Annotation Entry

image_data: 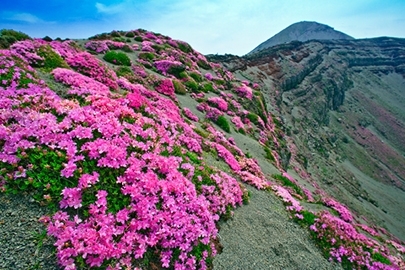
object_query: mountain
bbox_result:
[249,21,354,54]
[209,36,405,244]
[1,28,405,269]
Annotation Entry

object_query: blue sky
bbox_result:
[1,0,404,55]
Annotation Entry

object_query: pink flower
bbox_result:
[60,187,82,209]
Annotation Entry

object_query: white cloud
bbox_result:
[4,12,43,23]
[95,2,126,15]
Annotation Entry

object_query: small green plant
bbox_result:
[201,82,214,93]
[115,66,133,77]
[36,45,69,71]
[103,51,131,66]
[215,115,231,133]
[138,52,155,61]
[272,174,304,197]
[184,80,199,92]
[246,112,259,125]
[125,31,135,37]
[134,36,143,42]
[197,60,211,70]
[173,79,186,95]
[263,146,275,162]
[177,42,192,53]
[189,72,203,82]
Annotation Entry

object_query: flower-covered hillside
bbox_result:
[0,29,404,269]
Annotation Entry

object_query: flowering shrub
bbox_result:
[66,52,119,90]
[155,78,175,96]
[235,84,253,99]
[154,59,184,76]
[0,49,41,88]
[207,97,228,111]
[322,197,354,223]
[183,108,199,122]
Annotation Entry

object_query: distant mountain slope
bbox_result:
[249,21,354,54]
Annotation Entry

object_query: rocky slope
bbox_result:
[249,21,354,54]
[209,36,405,244]
[0,28,404,270]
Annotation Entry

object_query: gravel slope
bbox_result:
[213,185,342,270]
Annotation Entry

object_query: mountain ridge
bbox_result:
[249,21,354,54]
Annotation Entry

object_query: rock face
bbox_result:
[249,21,354,54]
[208,36,405,242]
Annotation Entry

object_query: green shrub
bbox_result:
[189,72,203,82]
[36,45,69,71]
[125,32,135,37]
[134,36,143,42]
[215,115,230,133]
[42,36,53,42]
[115,66,133,77]
[121,44,133,52]
[173,80,186,95]
[0,29,31,48]
[103,51,131,66]
[177,42,192,53]
[113,37,126,43]
[184,80,199,92]
[197,60,211,70]
[138,52,155,61]
[246,112,259,125]
[201,82,214,93]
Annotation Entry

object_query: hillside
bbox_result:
[249,21,354,54]
[0,29,404,270]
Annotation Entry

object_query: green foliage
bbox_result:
[263,146,275,162]
[3,147,70,210]
[103,51,131,66]
[237,127,246,135]
[193,127,209,138]
[215,115,231,133]
[189,72,203,82]
[138,52,155,61]
[201,82,214,93]
[177,42,193,53]
[0,29,31,48]
[272,174,304,197]
[295,210,317,227]
[42,36,53,42]
[121,44,133,52]
[184,80,199,92]
[197,60,211,70]
[242,187,250,205]
[167,65,186,79]
[36,45,69,71]
[186,151,201,165]
[371,252,391,265]
[134,36,143,42]
[125,31,135,37]
[246,112,259,125]
[173,79,186,95]
[115,66,133,77]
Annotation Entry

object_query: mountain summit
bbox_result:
[249,21,354,54]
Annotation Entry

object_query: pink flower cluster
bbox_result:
[322,197,354,223]
[272,185,303,212]
[202,172,243,215]
[155,78,175,96]
[235,84,253,99]
[154,59,183,75]
[231,116,245,130]
[66,52,119,90]
[85,40,126,53]
[310,211,400,268]
[212,143,241,171]
[52,68,110,96]
[207,97,228,111]
[183,108,199,122]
